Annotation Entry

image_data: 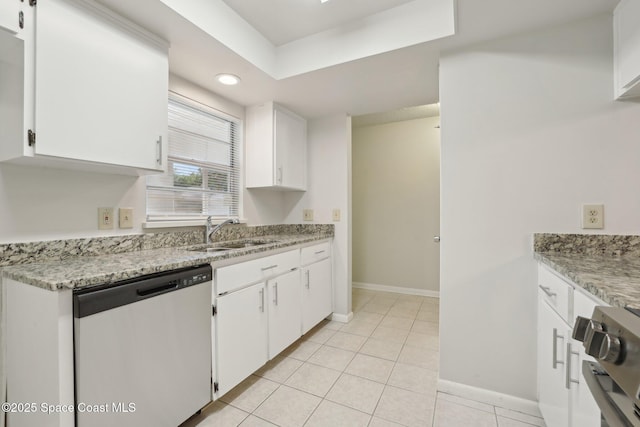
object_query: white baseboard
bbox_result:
[437,379,542,418]
[353,282,439,298]
[329,312,353,323]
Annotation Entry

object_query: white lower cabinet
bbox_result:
[538,294,570,427]
[213,243,333,398]
[301,256,332,335]
[537,264,603,427]
[215,282,268,397]
[568,290,602,427]
[267,269,302,359]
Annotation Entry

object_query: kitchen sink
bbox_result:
[187,239,279,253]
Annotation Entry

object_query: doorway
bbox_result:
[351,105,440,298]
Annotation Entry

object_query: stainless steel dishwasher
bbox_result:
[73,264,212,427]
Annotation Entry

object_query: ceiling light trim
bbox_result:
[216,73,241,85]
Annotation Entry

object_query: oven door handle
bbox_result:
[581,361,634,427]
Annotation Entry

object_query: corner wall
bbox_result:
[439,14,640,401]
[284,114,352,319]
[352,117,440,295]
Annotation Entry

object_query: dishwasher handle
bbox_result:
[137,281,179,297]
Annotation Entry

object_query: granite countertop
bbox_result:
[535,251,640,310]
[1,234,331,291]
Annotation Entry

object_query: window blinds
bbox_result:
[146,94,241,220]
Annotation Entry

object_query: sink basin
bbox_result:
[187,239,279,253]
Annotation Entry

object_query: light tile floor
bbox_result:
[181,289,546,427]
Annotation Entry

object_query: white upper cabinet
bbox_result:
[0,0,20,35]
[0,0,169,174]
[614,0,640,99]
[245,102,307,191]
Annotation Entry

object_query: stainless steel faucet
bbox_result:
[206,217,239,244]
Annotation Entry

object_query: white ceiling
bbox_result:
[222,0,416,46]
[352,104,441,127]
[97,0,618,120]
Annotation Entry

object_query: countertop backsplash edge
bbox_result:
[0,224,335,268]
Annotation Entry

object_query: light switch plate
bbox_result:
[332,208,341,222]
[582,204,604,229]
[98,207,114,230]
[119,208,133,229]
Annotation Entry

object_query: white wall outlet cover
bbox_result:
[303,209,314,221]
[332,208,341,221]
[582,204,604,229]
[98,207,114,230]
[119,207,134,229]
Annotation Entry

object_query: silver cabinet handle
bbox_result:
[314,250,326,255]
[261,264,278,271]
[156,136,163,166]
[540,286,557,298]
[553,328,565,369]
[566,342,580,389]
[259,288,264,312]
[305,270,310,288]
[277,166,283,184]
[273,282,278,306]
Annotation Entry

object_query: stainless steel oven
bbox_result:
[573,306,640,427]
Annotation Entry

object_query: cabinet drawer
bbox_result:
[301,242,330,265]
[573,287,605,320]
[216,250,299,295]
[538,265,572,323]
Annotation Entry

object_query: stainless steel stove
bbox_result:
[573,306,640,427]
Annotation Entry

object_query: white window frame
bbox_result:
[144,92,243,228]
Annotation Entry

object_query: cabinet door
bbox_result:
[0,0,19,34]
[302,258,332,334]
[569,291,601,427]
[267,269,302,359]
[274,107,306,190]
[538,294,569,427]
[615,0,640,97]
[215,283,268,396]
[34,0,168,171]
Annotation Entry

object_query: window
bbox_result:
[146,93,241,221]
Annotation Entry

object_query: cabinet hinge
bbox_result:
[27,129,35,146]
[212,305,217,317]
[213,382,219,393]
[29,0,37,6]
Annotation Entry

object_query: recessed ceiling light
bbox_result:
[320,0,330,3]
[216,73,241,85]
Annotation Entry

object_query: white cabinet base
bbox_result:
[268,269,302,359]
[4,279,74,427]
[215,283,268,397]
[302,257,332,335]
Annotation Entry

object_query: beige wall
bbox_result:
[352,116,440,295]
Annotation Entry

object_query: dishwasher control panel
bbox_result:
[73,264,212,318]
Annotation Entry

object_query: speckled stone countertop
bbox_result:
[534,234,640,309]
[1,233,332,292]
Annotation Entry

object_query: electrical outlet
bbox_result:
[119,207,133,229]
[332,208,341,222]
[303,209,314,221]
[98,207,114,230]
[582,204,604,229]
